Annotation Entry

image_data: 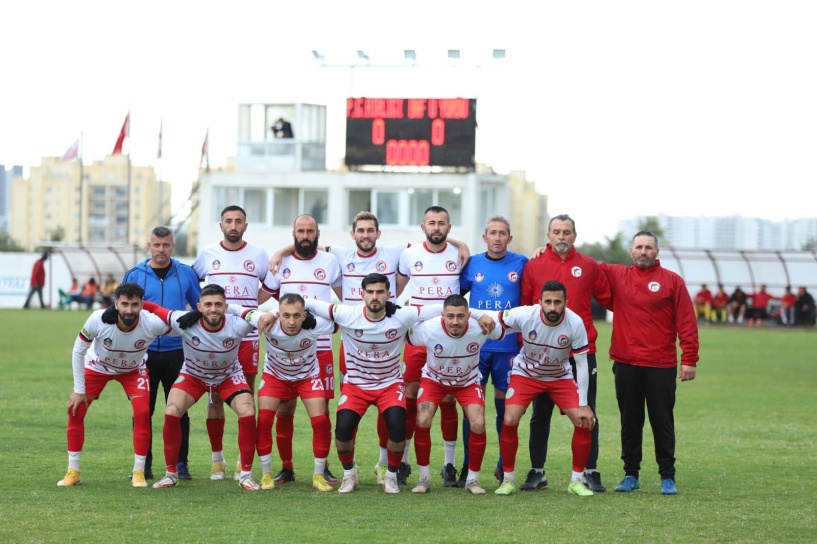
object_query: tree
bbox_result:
[0,231,24,252]
[49,226,65,242]
[802,237,817,251]
[636,216,665,242]
[577,232,630,264]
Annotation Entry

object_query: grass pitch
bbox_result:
[1,309,815,543]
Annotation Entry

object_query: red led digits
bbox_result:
[385,139,430,166]
[430,118,445,146]
[372,118,385,145]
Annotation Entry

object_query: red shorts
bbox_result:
[238,340,260,376]
[258,372,325,401]
[402,343,427,382]
[337,382,405,417]
[172,370,251,404]
[84,367,150,399]
[505,374,579,410]
[338,341,347,376]
[417,378,485,408]
[317,350,335,399]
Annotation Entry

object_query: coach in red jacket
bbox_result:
[600,230,699,496]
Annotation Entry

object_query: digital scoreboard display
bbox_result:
[345,98,476,168]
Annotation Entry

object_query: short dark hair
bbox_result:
[220,205,246,219]
[361,273,390,291]
[149,226,175,240]
[280,293,305,307]
[115,282,145,300]
[632,230,658,246]
[424,206,450,222]
[201,284,226,299]
[541,280,566,298]
[443,294,469,309]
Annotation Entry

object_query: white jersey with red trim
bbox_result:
[409,316,504,387]
[71,310,170,393]
[306,300,438,390]
[193,241,269,342]
[166,311,256,386]
[248,313,336,381]
[398,242,461,306]
[499,306,589,382]
[261,251,341,352]
[328,243,406,304]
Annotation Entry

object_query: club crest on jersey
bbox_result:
[103,337,113,348]
[139,368,147,376]
[467,342,480,353]
[557,334,570,348]
[433,343,444,355]
[446,260,457,272]
[212,260,221,271]
[572,266,583,278]
[244,260,256,273]
[223,338,235,349]
[325,364,333,375]
[134,340,147,350]
[528,330,538,340]
[385,328,398,339]
[338,395,348,406]
[475,272,484,282]
[507,271,519,282]
[649,281,661,292]
[300,339,312,348]
[376,260,387,272]
[191,336,201,346]
[270,338,279,346]
[347,263,356,272]
[413,261,424,272]
[253,340,259,349]
[506,387,515,399]
[282,268,291,279]
[354,329,363,337]
[314,269,326,281]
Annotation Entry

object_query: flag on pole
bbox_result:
[157,119,163,159]
[60,139,80,162]
[112,111,130,155]
[201,129,210,172]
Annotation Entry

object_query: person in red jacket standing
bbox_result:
[23,252,48,309]
[518,214,612,492]
[600,231,699,496]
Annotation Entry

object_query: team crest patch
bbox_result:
[475,272,484,282]
[467,342,479,353]
[507,271,519,282]
[282,268,291,279]
[270,338,278,346]
[354,329,364,337]
[649,281,661,292]
[413,261,424,272]
[212,259,221,271]
[134,340,146,349]
[557,334,570,348]
[314,269,326,281]
[417,386,424,398]
[528,330,538,340]
[325,364,333,375]
[253,340,259,349]
[445,260,457,272]
[434,344,444,355]
[376,260,387,272]
[386,329,398,339]
[506,387,515,399]
[139,368,147,376]
[259,378,265,389]
[174,375,185,384]
[301,339,312,348]
[572,266,583,278]
[338,394,348,406]
[191,336,201,346]
[347,263,356,272]
[244,260,256,273]
[103,337,113,348]
[223,338,235,349]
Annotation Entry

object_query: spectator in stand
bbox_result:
[98,274,119,308]
[778,286,796,326]
[794,287,816,327]
[746,285,776,327]
[727,287,748,324]
[711,285,730,323]
[693,284,713,322]
[67,278,97,309]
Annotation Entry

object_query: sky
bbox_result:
[2,1,816,244]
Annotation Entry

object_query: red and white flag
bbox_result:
[112,111,130,155]
[157,120,163,159]
[60,139,79,162]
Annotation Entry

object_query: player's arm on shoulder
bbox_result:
[268,244,295,274]
[411,303,443,322]
[447,237,471,268]
[304,298,334,320]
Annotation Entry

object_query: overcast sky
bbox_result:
[2,1,815,243]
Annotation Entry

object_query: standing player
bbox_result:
[491,280,597,497]
[396,205,465,486]
[408,295,502,495]
[252,293,338,492]
[258,214,341,485]
[518,214,612,492]
[123,226,200,480]
[193,205,268,480]
[58,283,171,488]
[151,284,273,490]
[457,215,528,486]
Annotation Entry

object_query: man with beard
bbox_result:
[487,280,597,497]
[396,205,463,486]
[58,283,171,488]
[259,214,341,485]
[193,206,269,480]
[600,231,699,495]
